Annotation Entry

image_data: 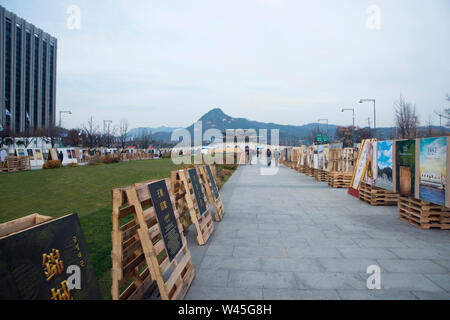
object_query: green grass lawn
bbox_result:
[0,159,182,299]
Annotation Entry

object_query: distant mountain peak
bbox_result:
[200,108,229,121]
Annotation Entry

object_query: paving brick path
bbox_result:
[185,164,450,300]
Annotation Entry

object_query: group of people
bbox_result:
[249,147,280,167]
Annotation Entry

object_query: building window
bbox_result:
[4,19,12,128]
[41,40,47,127]
[49,44,54,127]
[33,35,39,128]
[25,31,31,130]
[15,25,22,133]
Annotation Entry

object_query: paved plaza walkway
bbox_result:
[185,163,450,300]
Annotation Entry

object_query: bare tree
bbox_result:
[61,129,83,147]
[444,93,450,127]
[394,95,419,139]
[421,116,440,138]
[119,118,130,149]
[137,128,152,149]
[83,117,100,148]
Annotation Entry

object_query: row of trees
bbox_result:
[61,117,153,149]
[0,116,170,149]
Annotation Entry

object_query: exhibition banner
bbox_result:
[419,137,447,206]
[376,140,394,191]
[396,140,416,197]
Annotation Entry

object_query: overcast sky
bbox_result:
[3,0,450,130]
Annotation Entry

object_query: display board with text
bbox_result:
[0,213,102,300]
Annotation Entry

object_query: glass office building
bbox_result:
[0,5,57,133]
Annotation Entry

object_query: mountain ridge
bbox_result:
[129,108,449,144]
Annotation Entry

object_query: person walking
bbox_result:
[275,149,280,167]
[58,151,64,164]
[0,149,7,168]
[266,148,272,167]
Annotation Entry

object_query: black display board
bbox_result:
[188,168,208,214]
[148,180,183,262]
[0,214,102,300]
[206,165,220,199]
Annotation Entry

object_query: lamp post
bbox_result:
[341,108,355,132]
[59,110,72,128]
[341,108,355,145]
[359,99,376,138]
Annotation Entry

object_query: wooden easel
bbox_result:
[198,165,225,222]
[0,213,53,239]
[111,179,195,300]
[171,168,214,246]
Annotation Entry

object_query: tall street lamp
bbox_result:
[341,108,355,131]
[342,108,355,146]
[359,99,376,138]
[59,110,72,128]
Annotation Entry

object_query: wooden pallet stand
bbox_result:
[305,166,314,177]
[171,168,215,245]
[314,169,328,182]
[359,182,399,206]
[398,196,450,230]
[6,156,19,173]
[298,164,306,174]
[18,156,31,171]
[0,213,53,239]
[111,179,195,300]
[198,165,225,222]
[328,171,352,188]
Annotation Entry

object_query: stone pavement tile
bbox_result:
[389,248,450,260]
[286,247,342,259]
[186,287,263,300]
[191,269,230,288]
[319,258,378,273]
[307,238,359,248]
[377,259,448,274]
[218,222,258,232]
[213,236,260,247]
[204,244,234,257]
[322,230,371,239]
[424,274,450,292]
[258,223,299,232]
[412,291,450,300]
[237,229,281,237]
[354,239,407,248]
[338,248,398,259]
[295,273,367,290]
[234,245,287,258]
[260,257,323,273]
[380,273,445,292]
[338,224,374,232]
[228,270,298,289]
[399,239,450,249]
[337,290,418,300]
[262,289,339,300]
[210,229,238,240]
[434,260,450,272]
[199,256,261,271]
[365,230,420,241]
[258,236,309,248]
